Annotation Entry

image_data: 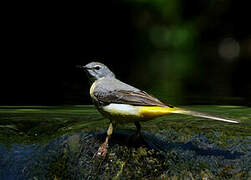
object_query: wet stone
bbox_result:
[0,130,249,179]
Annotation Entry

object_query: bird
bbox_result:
[79,62,239,157]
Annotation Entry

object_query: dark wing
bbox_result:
[93,89,172,107]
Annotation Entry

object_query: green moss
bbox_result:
[46,154,69,179]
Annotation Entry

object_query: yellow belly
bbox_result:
[139,106,179,119]
[101,103,179,123]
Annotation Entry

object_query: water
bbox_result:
[0,105,251,179]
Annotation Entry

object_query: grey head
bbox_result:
[80,62,115,82]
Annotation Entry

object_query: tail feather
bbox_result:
[173,108,239,123]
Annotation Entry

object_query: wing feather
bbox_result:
[94,89,172,107]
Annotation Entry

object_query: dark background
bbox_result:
[1,0,251,106]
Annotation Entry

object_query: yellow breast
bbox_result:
[90,80,99,100]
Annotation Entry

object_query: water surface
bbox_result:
[0,105,251,179]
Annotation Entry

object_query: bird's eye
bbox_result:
[94,65,101,70]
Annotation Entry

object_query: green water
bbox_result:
[0,105,251,179]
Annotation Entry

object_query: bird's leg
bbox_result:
[127,121,144,147]
[134,121,141,136]
[95,122,114,157]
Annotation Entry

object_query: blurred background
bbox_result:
[1,0,251,106]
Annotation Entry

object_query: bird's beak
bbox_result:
[76,65,84,69]
[76,65,91,70]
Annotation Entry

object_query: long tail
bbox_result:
[173,108,239,123]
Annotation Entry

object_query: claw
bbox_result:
[93,123,113,158]
[93,143,108,158]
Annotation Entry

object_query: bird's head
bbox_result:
[78,62,115,82]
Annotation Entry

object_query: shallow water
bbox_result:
[0,105,251,179]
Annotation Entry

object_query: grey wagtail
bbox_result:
[79,62,239,156]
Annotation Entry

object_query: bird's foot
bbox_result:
[93,143,108,158]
